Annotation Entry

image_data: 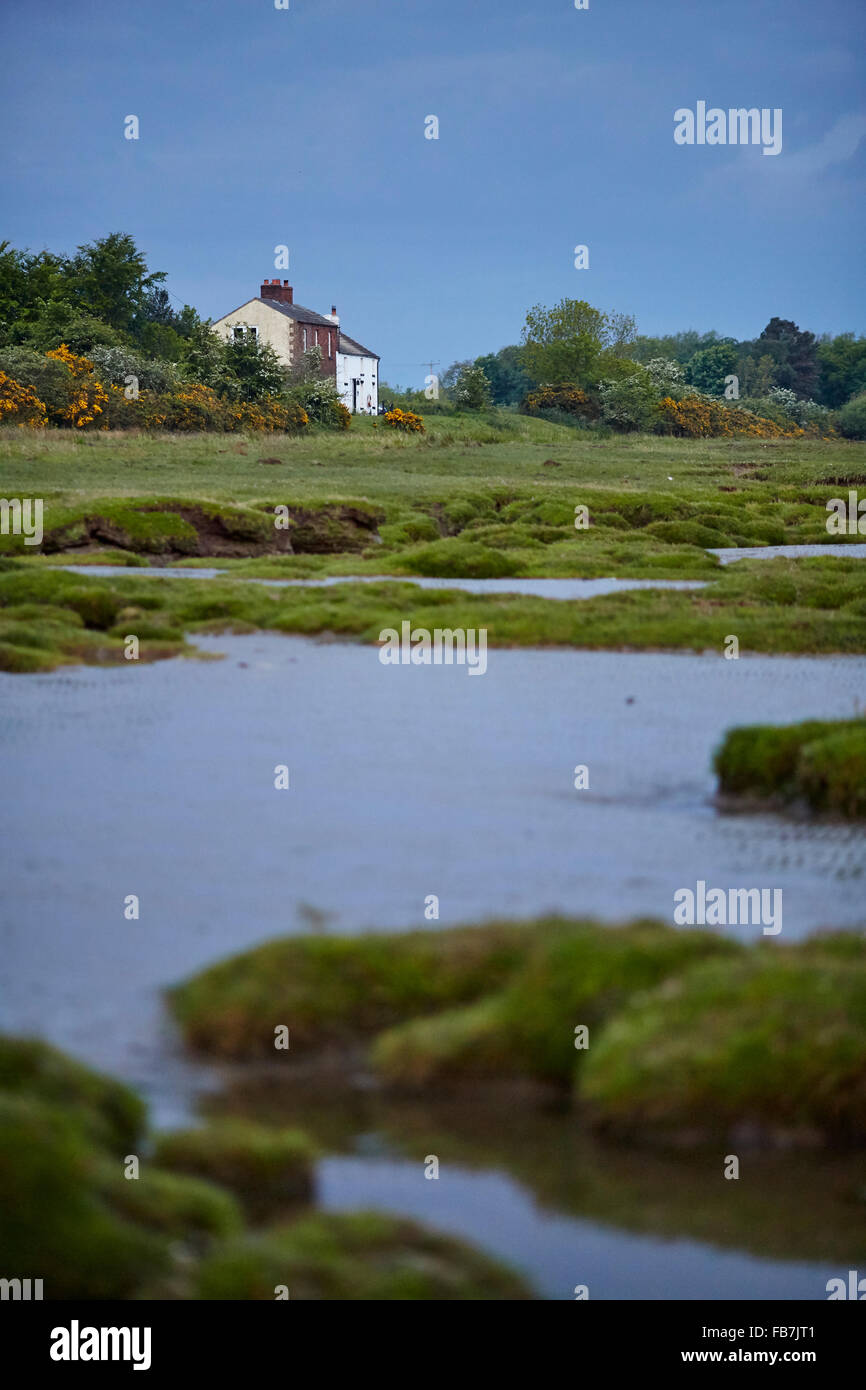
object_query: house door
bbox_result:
[352,379,359,413]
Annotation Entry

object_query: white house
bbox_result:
[336,333,379,416]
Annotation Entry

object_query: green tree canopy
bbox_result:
[453,362,492,410]
[63,233,166,336]
[474,345,535,405]
[817,334,866,408]
[520,299,636,385]
[685,341,738,397]
[753,318,818,399]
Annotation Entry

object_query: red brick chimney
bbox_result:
[260,278,293,305]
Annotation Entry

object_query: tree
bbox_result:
[19,303,126,353]
[139,287,176,328]
[817,334,866,408]
[598,371,657,432]
[520,298,636,385]
[0,241,70,345]
[62,233,166,336]
[474,345,535,405]
[453,363,492,410]
[737,351,778,398]
[754,318,818,399]
[180,321,232,393]
[685,341,738,396]
[440,360,473,395]
[629,330,721,365]
[223,334,286,402]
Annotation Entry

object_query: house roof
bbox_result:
[213,297,337,328]
[337,332,380,360]
[253,297,336,327]
[213,298,378,356]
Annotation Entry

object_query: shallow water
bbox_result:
[711,542,866,564]
[55,564,707,599]
[318,1156,841,1301]
[2,634,865,1297]
[2,634,863,1100]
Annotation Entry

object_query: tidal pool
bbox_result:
[2,634,864,1297]
[55,564,707,599]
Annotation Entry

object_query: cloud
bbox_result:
[776,112,866,178]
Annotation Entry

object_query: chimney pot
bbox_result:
[260,279,293,304]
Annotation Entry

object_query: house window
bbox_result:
[233,325,258,341]
[233,326,244,341]
[248,325,258,340]
[302,327,307,351]
[328,331,332,357]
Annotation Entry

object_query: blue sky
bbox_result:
[2,0,864,387]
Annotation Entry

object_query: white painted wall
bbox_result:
[337,353,378,414]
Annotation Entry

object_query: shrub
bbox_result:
[44,344,109,427]
[286,375,348,428]
[598,372,657,432]
[654,395,797,439]
[136,383,231,431]
[643,357,686,397]
[88,345,179,394]
[520,383,599,420]
[838,392,866,440]
[0,344,107,427]
[234,398,309,433]
[452,363,493,410]
[0,371,46,426]
[384,406,425,433]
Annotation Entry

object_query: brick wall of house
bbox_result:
[260,280,336,379]
[292,318,338,378]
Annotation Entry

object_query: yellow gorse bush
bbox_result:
[100,385,311,434]
[384,407,425,433]
[0,371,48,427]
[522,384,600,419]
[655,395,802,439]
[45,344,108,428]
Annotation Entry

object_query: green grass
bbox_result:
[3,415,864,506]
[1,552,864,672]
[94,1162,242,1240]
[2,424,865,579]
[169,917,866,1145]
[0,1033,145,1152]
[152,1121,316,1217]
[581,944,866,1144]
[714,718,866,817]
[0,1092,170,1298]
[0,1030,532,1298]
[373,922,740,1089]
[168,921,537,1059]
[192,1210,533,1300]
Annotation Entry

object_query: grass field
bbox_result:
[1,415,865,667]
[2,413,865,506]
